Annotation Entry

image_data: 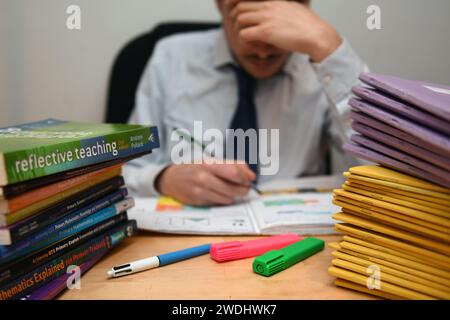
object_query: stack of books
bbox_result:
[328,73,450,300]
[343,72,450,187]
[0,119,159,300]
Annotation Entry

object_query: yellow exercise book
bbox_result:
[329,241,450,284]
[338,206,449,242]
[348,165,450,193]
[344,181,450,209]
[341,184,449,217]
[333,196,450,236]
[328,266,435,300]
[333,213,450,255]
[331,259,450,299]
[334,278,402,300]
[332,197,449,241]
[334,223,450,269]
[342,235,445,269]
[344,173,450,200]
[333,189,450,227]
[332,196,448,241]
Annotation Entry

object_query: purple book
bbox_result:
[349,98,450,157]
[343,142,450,188]
[350,134,450,183]
[359,72,450,122]
[352,85,450,135]
[352,122,450,171]
[22,253,104,300]
[350,111,446,156]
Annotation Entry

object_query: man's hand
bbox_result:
[156,162,256,206]
[229,0,342,62]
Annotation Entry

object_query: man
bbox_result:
[124,0,367,205]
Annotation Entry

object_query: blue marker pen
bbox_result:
[107,244,211,278]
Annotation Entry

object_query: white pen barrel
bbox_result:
[130,256,160,273]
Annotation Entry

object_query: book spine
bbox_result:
[0,213,128,286]
[0,219,137,300]
[2,176,125,243]
[22,220,137,300]
[24,252,104,300]
[0,154,6,188]
[3,125,159,185]
[0,198,134,265]
[1,151,144,199]
[0,187,128,245]
[1,167,122,226]
[1,164,122,214]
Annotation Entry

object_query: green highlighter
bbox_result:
[252,237,325,277]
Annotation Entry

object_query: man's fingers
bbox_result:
[233,11,266,30]
[205,173,251,198]
[233,160,257,181]
[239,24,267,44]
[204,162,255,185]
[223,0,241,14]
[192,187,235,206]
[230,1,264,20]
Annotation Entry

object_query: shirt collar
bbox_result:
[214,29,235,69]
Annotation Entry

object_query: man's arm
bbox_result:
[312,40,369,173]
[124,38,255,204]
[124,45,171,197]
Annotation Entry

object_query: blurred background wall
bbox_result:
[1,0,449,126]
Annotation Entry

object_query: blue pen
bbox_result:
[107,244,211,278]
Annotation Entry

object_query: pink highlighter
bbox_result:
[210,234,302,262]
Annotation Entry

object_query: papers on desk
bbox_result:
[128,192,340,235]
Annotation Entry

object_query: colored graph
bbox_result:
[155,197,209,212]
[263,198,320,207]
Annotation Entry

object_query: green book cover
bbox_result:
[0,119,159,185]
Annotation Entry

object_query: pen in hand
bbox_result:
[175,128,261,196]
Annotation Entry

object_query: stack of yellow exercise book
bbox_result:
[328,165,450,300]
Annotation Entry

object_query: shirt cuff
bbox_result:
[123,161,171,197]
[312,38,366,105]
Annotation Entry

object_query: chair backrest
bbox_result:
[105,22,220,123]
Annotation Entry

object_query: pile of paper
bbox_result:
[329,73,450,299]
[329,165,450,299]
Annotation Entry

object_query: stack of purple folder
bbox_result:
[344,72,450,188]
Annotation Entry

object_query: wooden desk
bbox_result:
[59,233,374,300]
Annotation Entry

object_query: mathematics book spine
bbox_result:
[0,166,122,227]
[0,213,128,286]
[0,186,128,245]
[0,119,159,185]
[23,251,104,300]
[0,198,134,265]
[23,220,136,300]
[0,176,124,245]
[0,219,137,300]
[0,165,124,214]
[0,151,143,199]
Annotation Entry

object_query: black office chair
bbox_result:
[105,22,221,124]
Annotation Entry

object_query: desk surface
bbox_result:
[59,233,374,300]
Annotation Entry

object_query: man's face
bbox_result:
[218,0,292,79]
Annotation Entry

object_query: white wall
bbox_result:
[1,0,450,127]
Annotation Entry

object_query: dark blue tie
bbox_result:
[229,65,259,176]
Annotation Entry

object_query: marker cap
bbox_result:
[253,237,325,277]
